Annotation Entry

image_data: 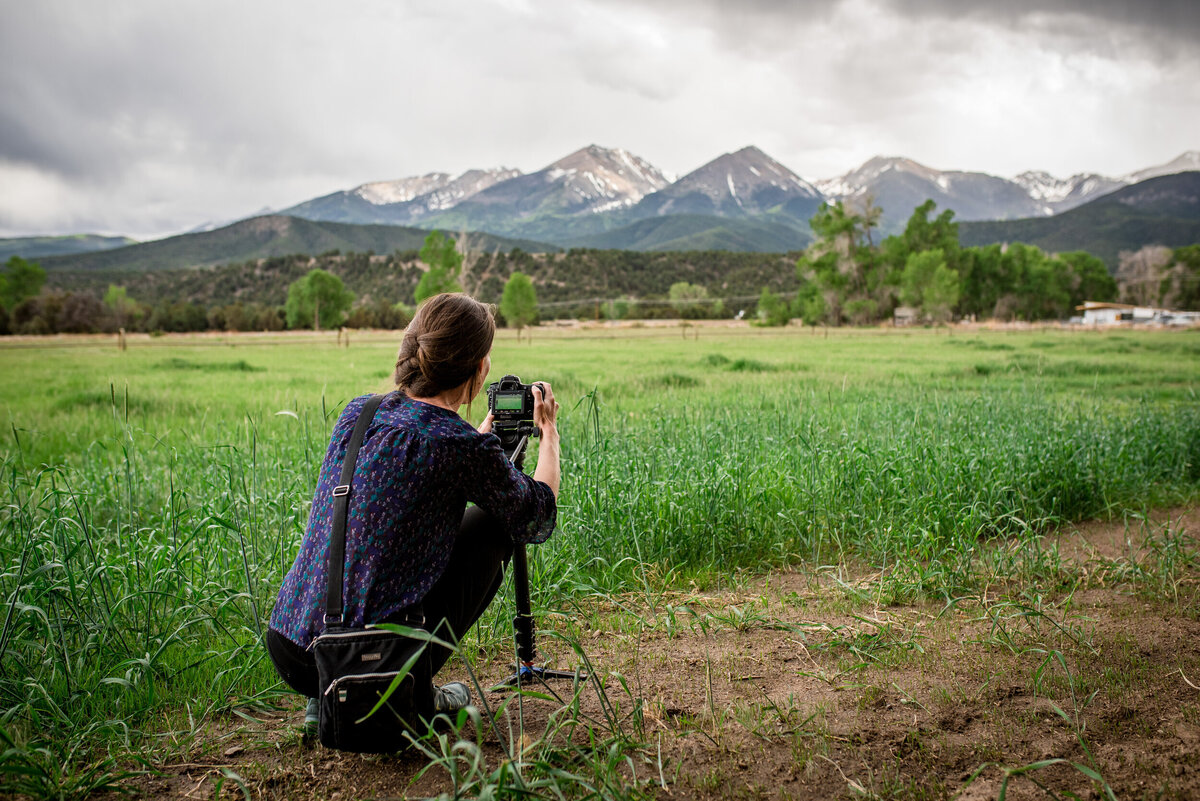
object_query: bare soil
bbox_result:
[116,509,1200,800]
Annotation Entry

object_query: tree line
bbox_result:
[780,199,1124,326]
[1,232,541,336]
[6,203,1200,336]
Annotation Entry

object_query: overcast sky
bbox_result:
[1,0,1197,238]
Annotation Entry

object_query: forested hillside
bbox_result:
[959,172,1200,267]
[41,216,555,273]
[44,248,802,320]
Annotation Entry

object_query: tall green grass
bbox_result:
[0,328,1197,796]
[542,389,1200,598]
[0,412,320,797]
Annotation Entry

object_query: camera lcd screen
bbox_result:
[494,394,525,411]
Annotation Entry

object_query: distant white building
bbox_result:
[893,306,919,326]
[1075,301,1200,326]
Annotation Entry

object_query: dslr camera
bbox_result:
[486,374,544,452]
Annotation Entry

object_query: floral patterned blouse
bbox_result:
[269,392,557,648]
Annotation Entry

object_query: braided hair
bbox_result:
[394,293,495,400]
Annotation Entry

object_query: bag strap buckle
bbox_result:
[332,484,351,497]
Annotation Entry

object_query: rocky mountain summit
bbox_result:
[635,146,821,219]
[451,145,669,217]
[353,173,456,205]
[1125,150,1200,184]
[1010,171,1124,214]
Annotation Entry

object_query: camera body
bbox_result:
[486,374,543,450]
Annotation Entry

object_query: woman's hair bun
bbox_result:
[393,293,495,398]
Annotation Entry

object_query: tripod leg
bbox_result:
[494,434,581,693]
[511,545,537,664]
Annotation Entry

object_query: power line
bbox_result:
[536,291,799,310]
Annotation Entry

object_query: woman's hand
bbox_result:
[478,412,494,435]
[532,382,559,434]
[531,382,560,497]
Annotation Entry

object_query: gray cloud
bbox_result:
[618,0,1200,46]
[888,0,1200,43]
[0,0,1195,236]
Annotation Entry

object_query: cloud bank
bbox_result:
[0,0,1195,237]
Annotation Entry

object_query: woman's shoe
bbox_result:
[433,682,471,713]
[304,697,319,730]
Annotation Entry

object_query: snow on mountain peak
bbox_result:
[1013,170,1077,203]
[354,173,452,205]
[540,145,669,210]
[352,168,523,210]
[816,156,942,198]
[418,168,523,211]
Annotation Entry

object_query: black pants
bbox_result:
[267,505,514,698]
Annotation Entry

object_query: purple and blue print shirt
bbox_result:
[269,392,556,648]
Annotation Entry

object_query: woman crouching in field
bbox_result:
[266,292,560,730]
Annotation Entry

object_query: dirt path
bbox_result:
[123,509,1200,799]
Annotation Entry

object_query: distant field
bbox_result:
[5,323,1198,430]
[1,324,1198,799]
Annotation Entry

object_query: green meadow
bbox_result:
[1,324,1198,798]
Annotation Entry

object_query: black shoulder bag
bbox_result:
[310,394,429,752]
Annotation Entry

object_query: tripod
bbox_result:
[493,434,585,689]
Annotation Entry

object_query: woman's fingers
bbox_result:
[533,382,557,426]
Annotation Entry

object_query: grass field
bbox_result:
[1,323,1199,799]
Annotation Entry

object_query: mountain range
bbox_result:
[38,169,1197,283]
[274,145,1200,249]
[19,146,1200,272]
[280,144,824,249]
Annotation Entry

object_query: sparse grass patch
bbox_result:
[726,358,777,372]
[157,356,265,372]
[642,372,701,390]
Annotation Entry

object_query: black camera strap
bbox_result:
[324,393,385,629]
